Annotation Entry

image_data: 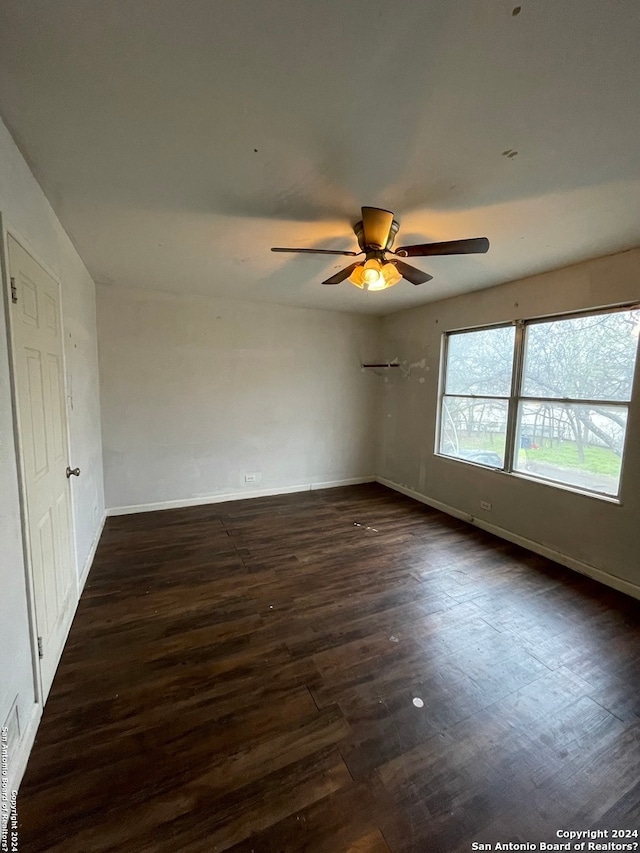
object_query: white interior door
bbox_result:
[7,234,76,701]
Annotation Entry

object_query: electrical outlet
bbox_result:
[245,473,260,484]
[480,500,492,511]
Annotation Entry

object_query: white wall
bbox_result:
[0,116,104,790]
[377,248,640,596]
[98,286,380,512]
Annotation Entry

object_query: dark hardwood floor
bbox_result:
[17,483,640,852]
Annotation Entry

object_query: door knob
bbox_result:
[66,466,81,478]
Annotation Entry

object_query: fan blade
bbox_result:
[322,262,361,285]
[395,237,490,257]
[271,247,359,256]
[361,207,394,249]
[393,260,433,286]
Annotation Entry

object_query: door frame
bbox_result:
[0,213,80,706]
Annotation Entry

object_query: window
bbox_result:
[438,306,640,499]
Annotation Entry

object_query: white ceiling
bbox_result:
[1,0,639,316]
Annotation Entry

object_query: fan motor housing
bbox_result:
[354,218,399,252]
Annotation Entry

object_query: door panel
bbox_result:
[55,492,71,610]
[47,354,65,461]
[25,349,49,479]
[36,509,56,634]
[8,234,76,701]
[20,273,38,326]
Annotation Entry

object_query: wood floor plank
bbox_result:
[15,484,640,852]
[223,783,395,853]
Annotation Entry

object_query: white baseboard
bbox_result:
[78,511,106,594]
[107,477,375,517]
[377,476,640,602]
[309,477,373,491]
[7,702,41,796]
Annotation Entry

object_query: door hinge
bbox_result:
[10,277,18,304]
[37,636,43,659]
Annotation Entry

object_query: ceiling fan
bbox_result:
[271,206,489,291]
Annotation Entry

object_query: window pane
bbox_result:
[514,401,627,496]
[522,309,640,401]
[440,397,508,467]
[446,326,515,396]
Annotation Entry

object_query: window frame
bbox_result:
[436,303,640,502]
[437,321,515,471]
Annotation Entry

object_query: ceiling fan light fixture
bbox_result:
[366,275,388,292]
[362,258,382,285]
[347,259,402,291]
[381,262,402,288]
[348,264,366,288]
